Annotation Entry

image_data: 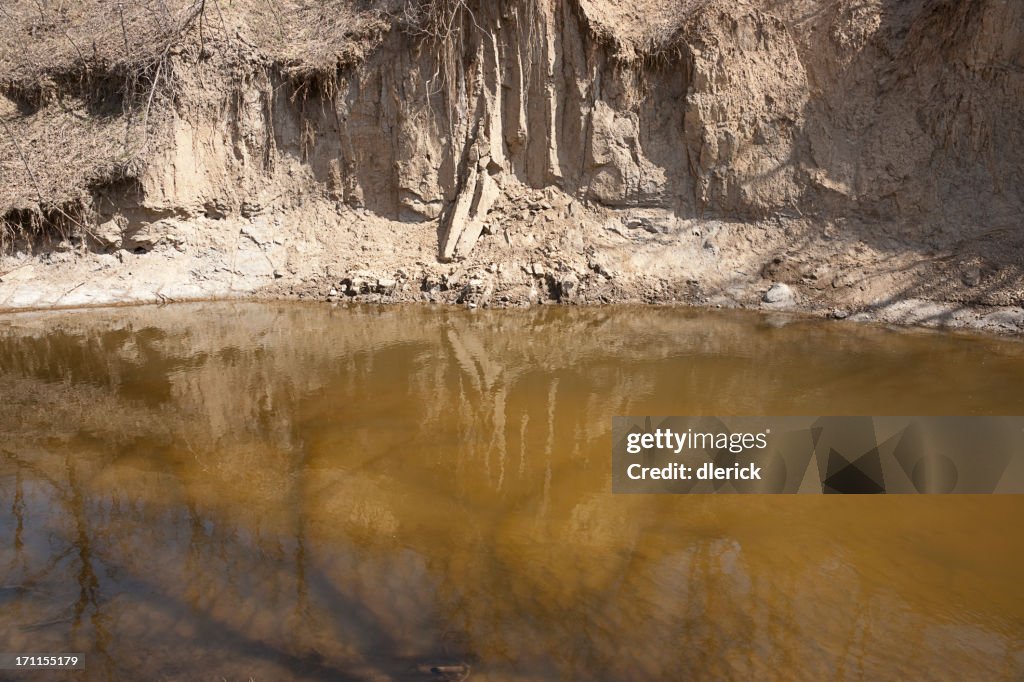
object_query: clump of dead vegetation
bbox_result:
[242,0,399,97]
[0,0,404,246]
[576,0,710,63]
[0,0,213,246]
[0,0,202,106]
[277,0,479,99]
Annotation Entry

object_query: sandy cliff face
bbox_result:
[0,0,1022,330]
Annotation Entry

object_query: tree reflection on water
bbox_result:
[1,303,1023,680]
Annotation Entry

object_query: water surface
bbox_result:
[1,303,1022,680]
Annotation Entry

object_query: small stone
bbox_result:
[982,309,1024,330]
[329,288,339,297]
[830,308,849,320]
[241,220,274,246]
[763,282,795,305]
[559,276,578,301]
[961,266,982,288]
[92,219,124,249]
[203,199,230,219]
[624,217,658,233]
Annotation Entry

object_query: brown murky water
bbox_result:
[1,303,1022,681]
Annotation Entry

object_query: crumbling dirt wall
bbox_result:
[128,0,1023,255]
[1,0,1022,327]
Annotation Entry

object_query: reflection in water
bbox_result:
[0,303,1023,681]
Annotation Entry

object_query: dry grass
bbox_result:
[0,97,140,236]
[250,1,396,84]
[0,0,403,243]
[0,0,210,243]
[0,95,150,249]
[0,0,203,106]
[578,0,710,62]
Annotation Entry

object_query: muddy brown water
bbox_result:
[0,303,1022,681]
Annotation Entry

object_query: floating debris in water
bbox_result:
[415,662,471,680]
